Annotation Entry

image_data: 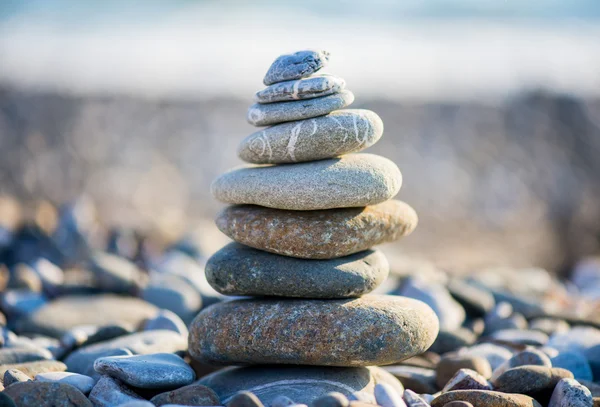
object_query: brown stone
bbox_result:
[215,200,418,259]
[0,360,66,378]
[436,354,492,389]
[189,295,439,366]
[3,381,92,406]
[492,366,573,404]
[443,402,474,407]
[151,383,221,406]
[431,390,542,407]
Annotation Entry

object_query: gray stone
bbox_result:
[0,392,17,407]
[0,347,52,364]
[431,391,542,407]
[3,369,31,387]
[94,353,195,389]
[212,153,401,211]
[90,251,148,294]
[383,366,437,394]
[30,258,64,296]
[142,274,202,324]
[216,200,416,259]
[530,318,570,336]
[549,378,593,407]
[247,91,354,126]
[490,329,549,346]
[206,243,389,298]
[238,109,383,164]
[272,396,296,407]
[491,348,552,381]
[375,383,406,407]
[89,375,144,407]
[34,371,95,394]
[0,360,67,378]
[263,50,329,85]
[457,343,513,370]
[442,369,492,392]
[436,354,492,389]
[255,74,345,104]
[9,263,43,292]
[228,391,265,407]
[150,383,220,406]
[447,279,495,317]
[312,392,349,407]
[492,366,573,403]
[403,389,431,407]
[548,327,600,380]
[3,381,92,407]
[118,402,156,407]
[483,302,528,334]
[16,294,158,338]
[197,365,403,406]
[429,329,476,355]
[143,309,189,337]
[0,289,47,318]
[189,296,438,367]
[551,350,594,381]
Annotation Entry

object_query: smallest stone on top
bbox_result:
[263,50,330,85]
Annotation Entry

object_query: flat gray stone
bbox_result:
[189,295,439,366]
[256,74,345,104]
[212,153,402,211]
[206,243,389,298]
[34,371,95,394]
[263,50,329,85]
[144,309,189,337]
[247,91,354,126]
[90,251,149,294]
[197,365,403,405]
[142,274,202,324]
[89,375,144,407]
[238,109,383,164]
[0,347,52,364]
[3,381,92,407]
[94,353,195,389]
[150,383,220,406]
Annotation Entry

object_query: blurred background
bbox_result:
[1,0,600,274]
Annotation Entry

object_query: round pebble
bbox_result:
[3,381,92,407]
[255,74,345,104]
[263,50,329,85]
[34,371,95,395]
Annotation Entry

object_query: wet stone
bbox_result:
[255,74,345,104]
[263,50,329,85]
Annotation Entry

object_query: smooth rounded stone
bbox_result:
[312,392,350,407]
[90,251,148,294]
[3,369,31,387]
[403,389,431,407]
[0,347,52,364]
[198,365,403,405]
[484,302,528,335]
[239,109,382,164]
[398,278,466,331]
[0,360,66,378]
[491,349,552,381]
[383,366,437,394]
[375,383,406,407]
[491,329,549,346]
[442,403,473,407]
[80,323,135,347]
[436,354,492,389]
[34,372,95,395]
[493,366,573,401]
[255,74,345,104]
[118,402,155,407]
[263,50,329,85]
[150,383,220,406]
[551,350,594,381]
[0,393,16,407]
[549,378,593,407]
[491,290,546,319]
[442,369,492,392]
[190,295,438,366]
[213,153,402,211]
[143,309,189,337]
[9,263,43,292]
[548,327,600,381]
[247,90,354,126]
[272,395,296,407]
[16,294,158,338]
[216,200,416,260]
[447,279,495,317]
[206,243,389,298]
[431,390,542,407]
[89,375,144,407]
[94,353,195,389]
[0,289,47,317]
[65,330,187,378]
[457,343,513,370]
[429,329,476,355]
[228,391,265,407]
[530,318,570,336]
[3,381,92,407]
[142,274,202,324]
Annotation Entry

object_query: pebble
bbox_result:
[88,375,144,407]
[215,200,416,259]
[15,294,158,338]
[490,329,549,346]
[383,366,438,394]
[312,392,350,407]
[403,389,431,407]
[3,381,92,407]
[436,354,492,388]
[551,350,594,381]
[0,289,47,317]
[190,295,438,366]
[94,353,195,389]
[255,74,345,104]
[431,390,542,407]
[447,279,495,317]
[228,391,265,407]
[3,369,31,387]
[429,328,477,355]
[0,360,66,378]
[118,402,156,407]
[442,369,492,392]
[143,309,189,337]
[375,383,406,407]
[206,243,389,298]
[493,366,573,402]
[34,371,95,394]
[530,318,570,336]
[90,251,148,294]
[214,153,401,210]
[142,273,202,324]
[458,343,513,370]
[263,50,329,85]
[238,109,383,164]
[0,347,52,364]
[442,403,473,407]
[198,365,402,406]
[272,395,296,407]
[490,348,552,381]
[150,383,220,406]
[30,258,64,296]
[548,327,600,381]
[80,324,134,347]
[549,378,593,407]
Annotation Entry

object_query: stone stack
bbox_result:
[189,50,440,404]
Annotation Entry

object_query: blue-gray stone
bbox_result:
[447,278,495,317]
[458,343,513,370]
[90,251,148,295]
[551,351,593,382]
[206,243,389,298]
[548,327,600,381]
[549,378,593,407]
[51,197,95,264]
[263,50,329,85]
[247,90,354,127]
[256,74,345,104]
[34,371,95,394]
[94,353,195,389]
[0,289,47,317]
[0,347,52,364]
[144,309,189,337]
[238,109,383,164]
[490,329,549,346]
[3,368,32,387]
[490,348,552,381]
[142,273,201,324]
[89,375,144,407]
[375,383,406,407]
[30,258,64,296]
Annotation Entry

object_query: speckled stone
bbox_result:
[431,390,542,407]
[197,365,403,405]
[247,90,354,126]
[238,110,383,164]
[3,381,92,407]
[429,328,477,355]
[493,366,573,402]
[94,353,195,389]
[263,50,329,85]
[212,154,401,211]
[206,243,389,298]
[190,296,438,366]
[491,349,552,382]
[442,368,492,392]
[89,375,144,407]
[442,403,473,407]
[215,200,416,260]
[374,383,406,407]
[150,383,220,406]
[402,389,430,407]
[381,366,437,394]
[0,360,66,378]
[549,378,593,407]
[436,354,492,388]
[255,74,345,104]
[34,372,95,395]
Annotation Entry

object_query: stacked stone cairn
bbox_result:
[189,50,440,406]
